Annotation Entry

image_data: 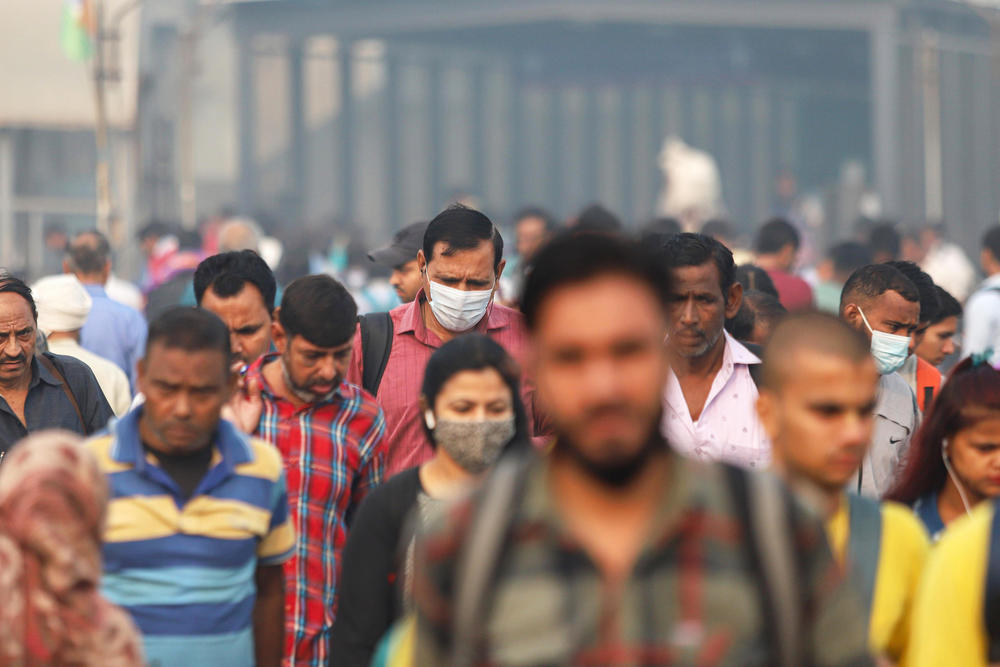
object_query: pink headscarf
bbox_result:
[0,430,144,666]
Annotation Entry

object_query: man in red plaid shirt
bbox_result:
[230,274,386,667]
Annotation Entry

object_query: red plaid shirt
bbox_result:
[347,290,548,476]
[246,354,386,667]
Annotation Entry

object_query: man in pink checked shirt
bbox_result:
[347,205,550,476]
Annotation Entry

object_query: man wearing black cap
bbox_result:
[369,221,428,304]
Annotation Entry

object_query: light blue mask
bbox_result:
[858,307,910,375]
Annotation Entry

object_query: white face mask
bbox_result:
[427,280,494,332]
[858,307,911,375]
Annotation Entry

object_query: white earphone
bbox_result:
[424,410,436,430]
[942,438,973,516]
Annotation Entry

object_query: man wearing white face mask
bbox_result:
[840,263,921,497]
[347,204,549,476]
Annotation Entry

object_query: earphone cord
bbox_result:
[943,452,974,516]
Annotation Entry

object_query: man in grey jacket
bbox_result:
[839,264,921,497]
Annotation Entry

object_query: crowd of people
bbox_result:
[3,201,1000,666]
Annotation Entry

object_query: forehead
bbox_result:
[0,293,35,326]
[428,240,495,269]
[870,290,921,323]
[290,335,353,354]
[202,283,269,316]
[534,275,665,345]
[517,217,547,232]
[145,344,228,380]
[776,350,879,399]
[438,368,511,399]
[669,262,723,294]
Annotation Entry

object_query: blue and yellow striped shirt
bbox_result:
[87,408,295,667]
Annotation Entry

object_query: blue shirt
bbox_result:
[80,284,147,392]
[88,409,296,667]
[914,490,946,541]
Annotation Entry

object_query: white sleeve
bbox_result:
[962,291,1000,358]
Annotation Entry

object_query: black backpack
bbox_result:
[358,312,393,396]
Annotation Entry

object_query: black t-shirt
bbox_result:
[143,441,214,500]
[329,466,423,666]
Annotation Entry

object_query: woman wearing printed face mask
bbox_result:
[329,334,529,666]
[886,356,1000,540]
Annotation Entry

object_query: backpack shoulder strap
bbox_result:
[984,501,1000,661]
[36,353,87,435]
[727,467,802,667]
[846,493,882,632]
[359,312,394,396]
[450,452,529,667]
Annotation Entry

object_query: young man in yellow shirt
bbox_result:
[908,500,1000,665]
[757,312,931,663]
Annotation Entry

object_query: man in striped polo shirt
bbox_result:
[88,307,295,667]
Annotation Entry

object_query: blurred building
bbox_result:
[3,0,999,277]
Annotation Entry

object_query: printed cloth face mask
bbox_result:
[427,280,494,332]
[858,307,910,375]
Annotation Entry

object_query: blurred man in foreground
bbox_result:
[411,232,871,666]
[758,312,929,663]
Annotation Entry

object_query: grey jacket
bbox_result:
[857,371,918,497]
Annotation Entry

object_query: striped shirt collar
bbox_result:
[109,406,253,475]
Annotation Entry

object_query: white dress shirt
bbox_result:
[963,273,1000,366]
[662,332,771,469]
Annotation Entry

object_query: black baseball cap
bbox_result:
[368,221,428,268]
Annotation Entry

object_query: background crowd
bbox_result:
[2,200,1000,666]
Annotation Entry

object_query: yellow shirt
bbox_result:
[826,496,930,663]
[908,502,994,667]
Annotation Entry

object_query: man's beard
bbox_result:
[281,357,337,404]
[558,428,666,489]
[674,326,723,359]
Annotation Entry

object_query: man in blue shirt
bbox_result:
[88,307,293,666]
[64,230,147,391]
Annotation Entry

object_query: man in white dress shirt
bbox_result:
[32,274,132,416]
[658,233,771,469]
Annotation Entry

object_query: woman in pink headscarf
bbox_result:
[0,430,144,667]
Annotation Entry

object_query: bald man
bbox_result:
[757,312,929,664]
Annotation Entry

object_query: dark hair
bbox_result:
[754,218,800,254]
[423,204,503,269]
[66,231,111,275]
[885,260,940,324]
[146,306,231,362]
[658,233,736,294]
[639,217,682,246]
[0,274,37,321]
[931,285,962,324]
[745,290,787,328]
[829,241,873,276]
[735,264,779,299]
[725,301,755,340]
[278,275,357,347]
[420,333,530,451]
[522,231,672,331]
[886,358,1000,505]
[574,203,622,233]
[869,222,901,260]
[840,264,920,311]
[983,225,1000,263]
[194,250,277,312]
[514,207,559,233]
